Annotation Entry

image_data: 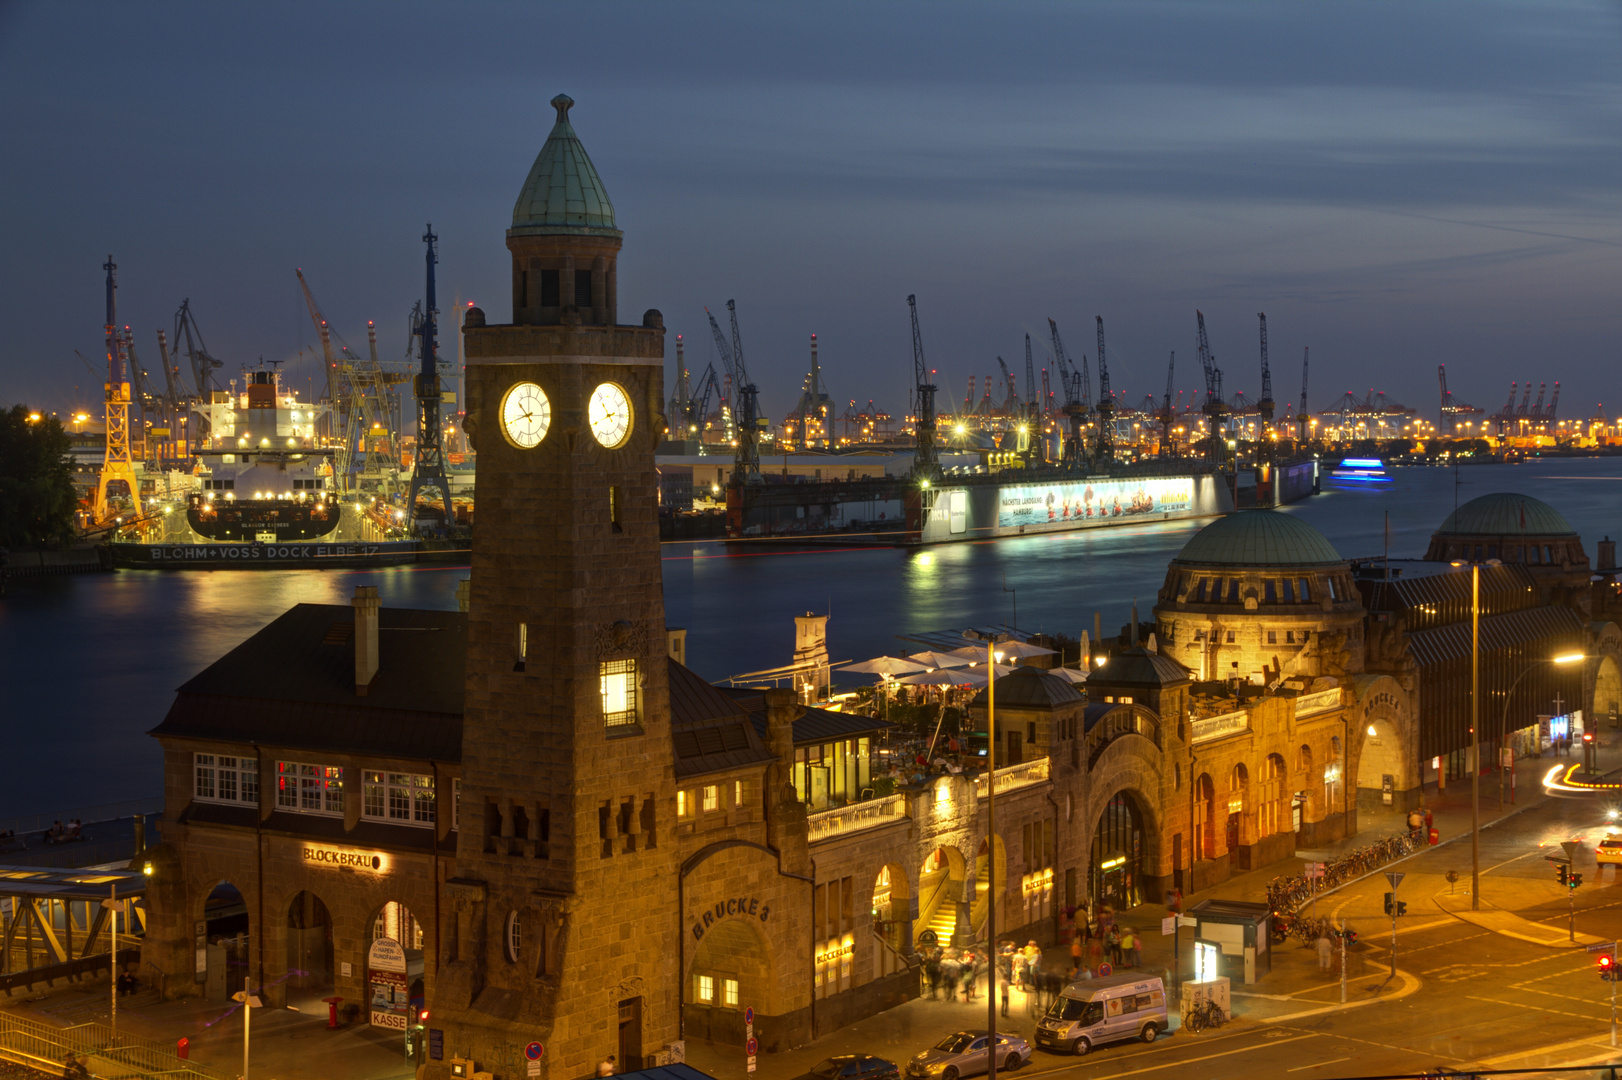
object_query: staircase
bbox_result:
[923,900,959,944]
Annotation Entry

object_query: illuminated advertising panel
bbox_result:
[995,476,1193,530]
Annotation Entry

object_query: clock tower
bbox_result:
[436,94,677,1079]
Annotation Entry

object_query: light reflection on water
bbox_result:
[4,458,1621,818]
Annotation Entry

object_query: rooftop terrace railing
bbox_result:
[1191,710,1249,744]
[807,792,910,843]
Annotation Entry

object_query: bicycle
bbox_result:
[1185,998,1227,1034]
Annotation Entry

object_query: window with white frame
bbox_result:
[723,978,740,1007]
[702,785,719,813]
[362,771,436,826]
[194,753,259,806]
[733,780,744,808]
[694,974,714,1003]
[275,761,344,816]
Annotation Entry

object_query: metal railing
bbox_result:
[1191,710,1249,743]
[807,793,909,842]
[973,758,1050,798]
[0,798,163,839]
[0,1008,228,1080]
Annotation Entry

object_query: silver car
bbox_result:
[906,1031,1031,1080]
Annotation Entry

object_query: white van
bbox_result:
[1032,973,1169,1056]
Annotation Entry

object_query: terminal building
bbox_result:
[137,95,1622,1080]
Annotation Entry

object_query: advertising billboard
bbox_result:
[995,476,1193,530]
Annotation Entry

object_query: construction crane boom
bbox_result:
[1094,315,1114,461]
[725,299,762,485]
[407,224,452,532]
[1023,334,1036,417]
[1196,310,1230,468]
[996,356,1018,412]
[907,294,939,478]
[1048,318,1087,467]
[1256,312,1274,422]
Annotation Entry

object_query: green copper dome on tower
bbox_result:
[509,94,621,240]
[1173,510,1345,567]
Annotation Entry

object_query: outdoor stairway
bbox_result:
[923,901,958,944]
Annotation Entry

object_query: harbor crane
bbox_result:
[93,257,140,524]
[296,269,400,492]
[996,356,1019,413]
[1048,318,1087,467]
[1156,351,1176,456]
[1196,310,1230,471]
[167,299,225,450]
[407,224,453,533]
[667,334,694,433]
[1256,312,1275,430]
[1094,316,1114,462]
[1437,364,1483,435]
[704,306,746,450]
[907,294,940,480]
[715,299,763,484]
[962,376,976,418]
[1023,335,1037,420]
[1297,346,1310,443]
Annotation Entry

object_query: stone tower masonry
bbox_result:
[430,94,676,1080]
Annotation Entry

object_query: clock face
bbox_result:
[588,382,633,449]
[499,381,551,449]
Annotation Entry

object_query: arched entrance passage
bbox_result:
[366,902,424,1031]
[1596,656,1622,727]
[1090,792,1146,911]
[1226,764,1249,854]
[686,915,775,1042]
[286,891,334,1000]
[914,846,965,947]
[872,864,912,963]
[202,882,248,1002]
[970,834,1006,938]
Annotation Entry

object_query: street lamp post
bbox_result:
[1472,563,1480,911]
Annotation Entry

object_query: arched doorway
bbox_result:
[971,834,1006,938]
[1226,764,1249,854]
[286,891,334,1003]
[202,882,249,1002]
[1090,792,1145,911]
[687,915,774,1042]
[914,846,965,947]
[367,902,424,1031]
[872,864,912,967]
[1596,656,1622,728]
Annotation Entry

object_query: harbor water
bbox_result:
[4,458,1621,818]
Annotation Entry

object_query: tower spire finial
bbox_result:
[550,93,574,123]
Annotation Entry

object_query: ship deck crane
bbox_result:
[1094,316,1114,462]
[908,294,939,480]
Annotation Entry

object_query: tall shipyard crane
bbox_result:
[996,356,1019,414]
[297,269,400,493]
[667,334,694,435]
[702,308,740,445]
[1297,347,1310,443]
[93,257,141,524]
[1156,351,1176,455]
[1196,310,1230,468]
[1437,364,1483,435]
[907,294,939,479]
[1048,318,1087,467]
[721,299,762,484]
[407,225,453,532]
[168,299,225,450]
[1256,313,1275,429]
[1093,316,1114,462]
[1024,335,1037,422]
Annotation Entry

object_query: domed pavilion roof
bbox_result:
[969,665,1083,709]
[509,95,621,240]
[1435,493,1576,537]
[1173,510,1344,568]
[1088,647,1192,689]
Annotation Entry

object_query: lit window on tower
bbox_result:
[600,658,638,726]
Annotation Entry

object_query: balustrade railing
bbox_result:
[972,758,1050,798]
[1294,688,1342,718]
[807,792,909,842]
[1191,710,1249,743]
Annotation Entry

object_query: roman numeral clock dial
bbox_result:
[588,382,633,448]
[499,381,551,449]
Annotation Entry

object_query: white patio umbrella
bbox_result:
[1048,666,1089,684]
[905,650,975,670]
[897,669,988,686]
[947,640,1056,663]
[836,656,928,677]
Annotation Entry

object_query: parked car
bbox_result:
[1596,839,1622,866]
[1033,973,1169,1056]
[796,1056,899,1080]
[906,1031,1031,1079]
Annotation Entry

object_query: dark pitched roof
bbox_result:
[721,688,893,746]
[1405,604,1586,666]
[1087,647,1192,690]
[967,666,1084,709]
[667,659,777,778]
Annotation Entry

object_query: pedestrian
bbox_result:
[1315,930,1333,971]
[1070,930,1084,977]
[597,1055,617,1077]
[62,1054,90,1080]
[1123,929,1141,968]
[1106,925,1122,966]
[940,951,962,1002]
[960,949,978,1001]
[924,947,942,1000]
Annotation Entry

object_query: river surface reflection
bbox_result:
[4,458,1621,817]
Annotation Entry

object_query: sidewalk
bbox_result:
[0,976,413,1080]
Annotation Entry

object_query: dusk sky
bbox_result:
[3,1,1619,427]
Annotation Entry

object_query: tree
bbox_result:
[0,405,78,548]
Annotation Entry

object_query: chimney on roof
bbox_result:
[667,627,687,667]
[353,586,380,695]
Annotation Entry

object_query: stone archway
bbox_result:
[914,846,966,947]
[286,890,334,1000]
[686,914,779,1043]
[201,881,248,1002]
[872,863,912,961]
[1596,655,1621,728]
[365,901,425,1031]
[1088,790,1150,912]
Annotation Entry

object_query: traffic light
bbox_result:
[1558,863,1570,886]
[1341,927,1358,944]
[1571,873,1584,889]
[1600,954,1615,981]
[1383,891,1394,915]
[1396,900,1408,916]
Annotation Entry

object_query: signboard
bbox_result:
[528,1062,541,1077]
[368,937,410,1030]
[303,845,387,872]
[525,1043,544,1061]
[1097,962,1113,977]
[1162,916,1176,936]
[1385,872,1405,890]
[995,476,1193,530]
[429,1029,444,1061]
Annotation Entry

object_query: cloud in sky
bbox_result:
[1,1,1618,422]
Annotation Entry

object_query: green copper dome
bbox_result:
[1436,492,1576,537]
[1174,510,1345,567]
[509,94,621,240]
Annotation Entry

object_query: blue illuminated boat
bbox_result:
[1327,457,1393,484]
